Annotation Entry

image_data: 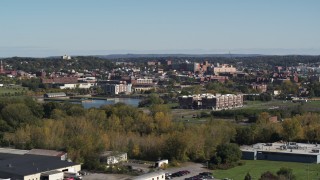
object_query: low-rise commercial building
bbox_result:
[241,142,320,164]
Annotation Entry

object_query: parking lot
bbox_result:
[83,162,213,180]
[164,162,213,180]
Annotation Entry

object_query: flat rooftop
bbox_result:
[0,148,29,155]
[241,142,320,155]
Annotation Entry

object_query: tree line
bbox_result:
[1,97,320,169]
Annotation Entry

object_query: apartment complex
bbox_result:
[178,93,243,110]
[131,78,153,85]
[212,64,237,74]
[103,81,132,95]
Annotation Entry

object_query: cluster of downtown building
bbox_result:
[9,58,237,96]
[3,55,320,100]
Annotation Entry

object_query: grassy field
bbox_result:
[0,86,28,96]
[301,100,320,112]
[242,100,320,112]
[242,100,297,110]
[214,160,320,180]
[171,108,213,123]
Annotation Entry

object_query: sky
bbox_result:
[1,0,320,57]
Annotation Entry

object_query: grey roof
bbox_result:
[27,149,66,157]
[0,148,29,155]
[0,153,23,161]
[0,154,79,177]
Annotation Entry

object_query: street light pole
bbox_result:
[307,164,309,180]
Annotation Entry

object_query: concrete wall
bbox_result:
[48,172,63,180]
[24,173,41,180]
[56,164,81,173]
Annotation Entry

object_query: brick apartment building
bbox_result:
[178,93,243,110]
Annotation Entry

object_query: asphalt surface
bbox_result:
[164,162,212,180]
[82,162,212,180]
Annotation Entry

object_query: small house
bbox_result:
[155,159,168,168]
[99,151,127,165]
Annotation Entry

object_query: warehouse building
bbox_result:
[241,142,320,164]
[0,148,81,180]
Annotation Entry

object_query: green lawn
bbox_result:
[171,108,213,123]
[302,100,320,112]
[214,160,320,180]
[0,86,28,96]
[242,100,320,113]
[242,100,297,110]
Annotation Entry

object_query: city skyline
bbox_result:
[1,0,320,57]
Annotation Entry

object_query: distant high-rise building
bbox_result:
[0,61,5,74]
[62,55,72,60]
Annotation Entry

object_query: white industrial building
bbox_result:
[0,148,81,180]
[241,142,320,164]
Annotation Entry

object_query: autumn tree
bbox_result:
[163,132,189,161]
[1,103,37,128]
[213,143,241,165]
[282,118,302,141]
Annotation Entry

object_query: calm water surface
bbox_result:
[81,98,141,109]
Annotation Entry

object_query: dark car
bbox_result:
[199,172,212,176]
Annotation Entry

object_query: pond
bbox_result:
[81,98,141,109]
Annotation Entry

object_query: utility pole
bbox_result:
[307,164,309,180]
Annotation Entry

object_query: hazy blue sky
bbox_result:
[1,0,320,57]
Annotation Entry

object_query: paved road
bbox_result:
[83,173,132,180]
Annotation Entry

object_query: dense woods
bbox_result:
[0,97,233,167]
[0,97,319,169]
